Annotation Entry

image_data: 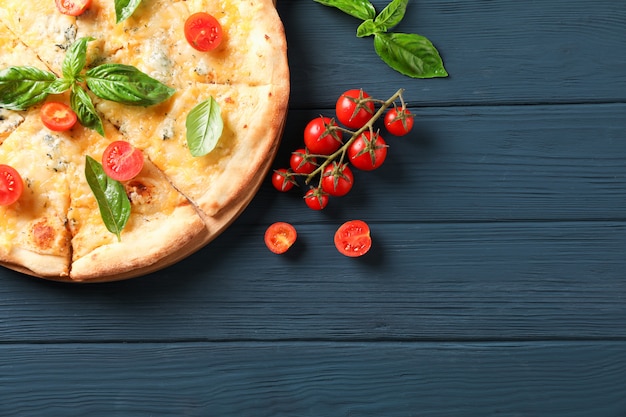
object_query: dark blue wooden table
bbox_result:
[2,1,626,415]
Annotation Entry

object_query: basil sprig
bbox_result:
[315,0,448,78]
[85,156,131,241]
[115,0,142,23]
[0,37,175,135]
[186,97,224,157]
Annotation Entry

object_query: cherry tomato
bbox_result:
[303,187,329,210]
[264,222,297,254]
[271,168,296,192]
[321,163,353,197]
[102,141,144,182]
[290,148,318,175]
[184,12,223,52]
[0,165,23,206]
[384,107,414,136]
[334,220,372,257]
[335,89,375,129]
[40,102,78,132]
[55,0,92,16]
[303,116,343,155]
[347,131,388,171]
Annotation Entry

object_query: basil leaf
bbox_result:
[46,78,73,95]
[374,0,408,32]
[115,0,142,23]
[71,85,105,136]
[63,37,93,80]
[314,0,376,20]
[85,155,131,241]
[356,19,381,38]
[186,97,224,157]
[85,64,175,106]
[0,66,57,110]
[373,32,448,78]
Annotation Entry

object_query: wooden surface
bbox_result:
[2,0,626,415]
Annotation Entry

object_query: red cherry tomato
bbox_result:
[335,89,375,129]
[55,0,92,16]
[102,141,144,182]
[321,163,353,197]
[184,12,223,52]
[290,148,318,175]
[303,187,329,210]
[384,107,414,136]
[0,165,23,206]
[271,168,295,192]
[347,131,388,171]
[303,116,343,155]
[264,222,297,254]
[40,102,78,132]
[334,220,372,257]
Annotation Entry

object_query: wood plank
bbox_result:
[1,341,625,416]
[277,0,626,108]
[1,221,625,342]
[262,103,626,223]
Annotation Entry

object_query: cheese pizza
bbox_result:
[0,0,289,281]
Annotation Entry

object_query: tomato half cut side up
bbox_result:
[102,141,145,182]
[184,12,223,52]
[55,0,92,16]
[40,102,78,132]
[265,222,297,254]
[334,220,372,257]
[0,165,24,206]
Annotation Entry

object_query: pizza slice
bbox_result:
[63,120,208,282]
[0,109,73,277]
[93,81,287,220]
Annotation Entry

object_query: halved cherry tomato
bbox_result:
[384,106,414,136]
[303,187,328,210]
[334,220,372,257]
[290,148,318,175]
[264,222,297,254]
[184,12,223,52]
[102,141,144,182]
[303,116,343,155]
[55,0,92,16]
[40,102,78,132]
[271,168,296,192]
[335,89,376,129]
[0,164,23,206]
[347,131,388,171]
[321,162,354,197]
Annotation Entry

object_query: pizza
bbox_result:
[0,0,289,282]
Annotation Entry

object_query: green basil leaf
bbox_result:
[373,32,448,78]
[62,37,93,80]
[186,97,224,157]
[356,19,381,38]
[374,0,408,32]
[46,78,73,95]
[115,0,142,23]
[85,64,175,106]
[71,85,105,136]
[84,155,131,241]
[0,66,57,110]
[314,0,376,20]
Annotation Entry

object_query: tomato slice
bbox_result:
[0,165,23,206]
[334,220,372,257]
[55,0,92,16]
[40,102,78,132]
[184,12,223,52]
[264,222,297,254]
[102,141,144,182]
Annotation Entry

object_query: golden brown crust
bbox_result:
[0,0,289,282]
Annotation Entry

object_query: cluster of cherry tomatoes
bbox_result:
[271,88,414,210]
[264,88,414,257]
